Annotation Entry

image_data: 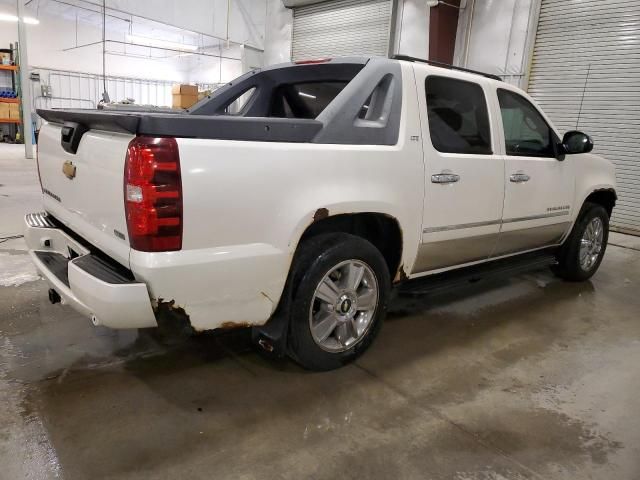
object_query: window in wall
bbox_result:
[425,76,492,155]
[270,81,347,119]
[497,89,555,157]
[222,87,257,115]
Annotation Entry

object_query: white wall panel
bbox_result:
[264,0,294,65]
[392,0,429,59]
[105,0,267,49]
[453,0,538,87]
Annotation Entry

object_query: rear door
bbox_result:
[412,66,505,273]
[492,88,574,256]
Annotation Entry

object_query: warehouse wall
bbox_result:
[263,0,293,65]
[0,11,189,81]
[262,0,429,66]
[453,0,540,87]
[393,0,430,58]
[106,0,267,50]
[186,44,245,85]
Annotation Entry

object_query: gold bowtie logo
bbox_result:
[62,161,76,179]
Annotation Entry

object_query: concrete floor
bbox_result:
[1,143,639,479]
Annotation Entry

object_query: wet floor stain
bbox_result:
[1,246,640,479]
[0,252,40,287]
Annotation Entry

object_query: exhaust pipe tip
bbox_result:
[48,288,61,304]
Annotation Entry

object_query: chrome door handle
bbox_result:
[431,173,460,184]
[510,172,530,183]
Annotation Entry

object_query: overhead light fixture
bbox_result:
[0,12,39,24]
[298,91,316,99]
[126,34,198,52]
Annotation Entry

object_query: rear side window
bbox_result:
[270,81,347,119]
[497,89,555,157]
[425,76,492,155]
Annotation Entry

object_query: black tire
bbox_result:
[287,233,390,371]
[552,202,609,281]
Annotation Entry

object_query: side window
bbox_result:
[425,76,492,155]
[497,89,555,157]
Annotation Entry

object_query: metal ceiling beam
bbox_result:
[62,40,243,61]
[40,0,132,23]
[71,0,264,51]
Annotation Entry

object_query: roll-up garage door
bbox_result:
[528,0,640,235]
[292,0,393,61]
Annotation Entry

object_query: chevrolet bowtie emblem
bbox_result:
[62,161,76,179]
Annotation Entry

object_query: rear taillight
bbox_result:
[124,136,182,252]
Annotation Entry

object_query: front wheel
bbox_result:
[287,233,390,371]
[552,202,609,281]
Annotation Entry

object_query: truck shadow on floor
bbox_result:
[87,268,600,378]
[21,270,621,479]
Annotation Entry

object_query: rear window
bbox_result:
[269,81,348,119]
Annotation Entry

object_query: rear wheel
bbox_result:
[552,202,609,281]
[287,233,390,371]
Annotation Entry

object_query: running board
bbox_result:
[399,251,558,297]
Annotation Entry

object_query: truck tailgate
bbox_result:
[38,123,133,268]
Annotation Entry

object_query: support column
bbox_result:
[17,0,34,159]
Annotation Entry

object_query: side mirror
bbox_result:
[562,130,593,155]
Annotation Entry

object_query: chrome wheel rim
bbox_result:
[579,217,604,271]
[309,259,379,353]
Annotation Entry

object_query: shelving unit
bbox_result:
[0,45,21,142]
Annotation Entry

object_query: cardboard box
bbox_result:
[0,103,9,118]
[172,94,198,109]
[9,105,21,119]
[171,84,198,95]
[198,89,212,101]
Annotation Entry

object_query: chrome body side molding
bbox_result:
[422,210,570,234]
[416,211,572,273]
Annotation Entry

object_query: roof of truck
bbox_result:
[391,54,503,81]
[263,55,504,84]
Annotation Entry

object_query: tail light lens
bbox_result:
[124,136,182,252]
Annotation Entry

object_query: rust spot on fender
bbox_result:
[313,208,329,222]
[219,321,252,330]
[153,298,194,334]
[393,264,408,284]
[155,298,189,315]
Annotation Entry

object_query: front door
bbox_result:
[412,67,505,273]
[493,88,574,256]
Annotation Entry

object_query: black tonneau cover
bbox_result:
[37,108,324,143]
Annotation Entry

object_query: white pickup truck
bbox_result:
[26,56,616,370]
